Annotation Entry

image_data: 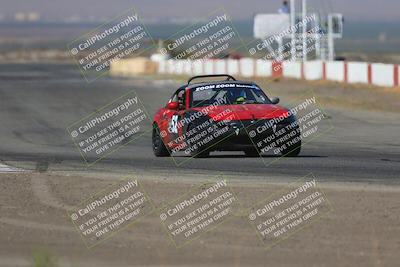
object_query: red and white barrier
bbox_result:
[271,61,282,78]
[156,58,399,88]
[192,60,203,75]
[227,59,240,75]
[174,60,184,75]
[347,62,368,84]
[371,63,395,87]
[303,61,323,80]
[214,60,226,74]
[158,60,167,73]
[326,61,345,82]
[282,61,302,79]
[239,58,255,77]
[183,60,192,75]
[203,60,214,75]
[256,59,272,77]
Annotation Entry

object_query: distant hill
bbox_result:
[0,20,399,53]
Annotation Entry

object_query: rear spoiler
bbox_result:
[187,74,236,85]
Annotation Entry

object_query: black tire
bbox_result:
[244,148,259,157]
[192,150,210,158]
[152,124,170,157]
[281,139,301,157]
[186,123,210,158]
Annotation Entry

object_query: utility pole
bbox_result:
[328,14,335,61]
[290,0,296,61]
[302,0,307,61]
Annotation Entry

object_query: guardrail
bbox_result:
[155,58,400,88]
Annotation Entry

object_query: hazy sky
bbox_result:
[2,0,400,22]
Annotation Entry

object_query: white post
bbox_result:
[302,0,307,61]
[290,0,296,61]
[277,37,283,61]
[315,15,320,60]
[264,42,278,60]
[328,14,334,61]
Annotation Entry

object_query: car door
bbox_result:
[162,89,186,148]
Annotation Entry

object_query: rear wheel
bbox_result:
[152,124,170,157]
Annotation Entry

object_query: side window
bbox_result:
[170,93,178,103]
[177,90,185,109]
[168,89,186,110]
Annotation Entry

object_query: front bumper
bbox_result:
[201,118,299,152]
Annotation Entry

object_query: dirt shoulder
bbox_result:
[0,172,399,267]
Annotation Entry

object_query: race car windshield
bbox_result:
[190,84,272,107]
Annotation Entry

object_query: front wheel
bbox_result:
[244,148,259,157]
[281,139,301,157]
[186,123,210,158]
[192,150,210,158]
[152,124,170,157]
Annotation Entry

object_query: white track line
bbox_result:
[0,217,74,232]
[0,163,25,173]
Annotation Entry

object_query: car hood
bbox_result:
[192,104,290,121]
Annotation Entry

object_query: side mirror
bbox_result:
[270,97,280,104]
[166,101,179,110]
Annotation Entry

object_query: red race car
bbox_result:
[152,74,301,158]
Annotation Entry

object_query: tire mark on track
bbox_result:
[0,217,74,232]
[31,175,76,211]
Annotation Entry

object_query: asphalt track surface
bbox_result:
[0,63,399,184]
